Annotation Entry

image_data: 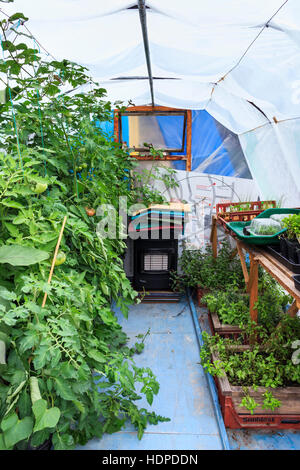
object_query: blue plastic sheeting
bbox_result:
[77,299,223,450]
[228,430,300,450]
[94,113,129,145]
[95,110,250,178]
[157,110,245,175]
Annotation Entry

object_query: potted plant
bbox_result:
[202,272,291,338]
[281,214,300,263]
[174,242,245,306]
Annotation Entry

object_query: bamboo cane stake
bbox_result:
[42,215,67,308]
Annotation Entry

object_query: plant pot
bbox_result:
[197,286,209,307]
[286,239,300,264]
[279,237,289,259]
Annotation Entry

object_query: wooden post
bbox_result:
[286,300,299,318]
[186,110,192,171]
[229,247,238,260]
[113,110,119,143]
[236,241,249,288]
[210,215,218,258]
[248,255,258,323]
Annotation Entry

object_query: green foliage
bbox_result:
[0,7,171,450]
[200,316,300,411]
[262,391,281,411]
[202,271,291,331]
[282,214,300,240]
[240,390,259,415]
[172,241,245,292]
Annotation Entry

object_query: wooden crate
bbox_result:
[196,286,210,307]
[208,310,243,340]
[213,352,300,429]
[216,201,276,229]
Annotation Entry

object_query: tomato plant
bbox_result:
[0,4,171,450]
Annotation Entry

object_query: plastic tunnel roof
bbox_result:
[2,0,300,134]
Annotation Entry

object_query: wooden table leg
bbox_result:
[210,216,218,259]
[236,241,249,289]
[248,255,258,323]
[287,300,299,318]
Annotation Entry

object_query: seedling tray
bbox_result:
[216,201,276,229]
[266,245,300,274]
[293,275,300,292]
[227,208,300,245]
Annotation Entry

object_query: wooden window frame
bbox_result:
[113,105,192,171]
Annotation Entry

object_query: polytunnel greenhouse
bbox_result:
[0,0,300,456]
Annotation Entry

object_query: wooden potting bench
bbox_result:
[210,214,300,323]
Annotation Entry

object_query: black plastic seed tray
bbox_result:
[266,245,300,274]
[293,275,300,292]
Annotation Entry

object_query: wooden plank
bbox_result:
[255,254,300,303]
[236,241,249,286]
[257,247,294,278]
[120,105,184,113]
[210,312,242,333]
[132,154,187,161]
[212,220,300,328]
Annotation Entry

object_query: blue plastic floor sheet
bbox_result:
[78,299,223,450]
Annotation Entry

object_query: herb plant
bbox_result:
[172,241,245,292]
[200,316,300,412]
[282,214,300,242]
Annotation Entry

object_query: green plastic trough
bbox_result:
[227,208,300,245]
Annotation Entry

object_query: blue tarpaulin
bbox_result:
[97,110,251,178]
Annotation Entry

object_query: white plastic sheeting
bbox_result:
[1,0,300,204]
[2,0,299,128]
[239,119,300,207]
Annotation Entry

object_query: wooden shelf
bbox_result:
[210,215,300,323]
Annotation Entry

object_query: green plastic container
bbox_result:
[227,208,300,245]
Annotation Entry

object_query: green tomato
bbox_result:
[29,376,42,404]
[34,183,48,194]
[82,163,88,169]
[79,147,86,153]
[55,251,66,266]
